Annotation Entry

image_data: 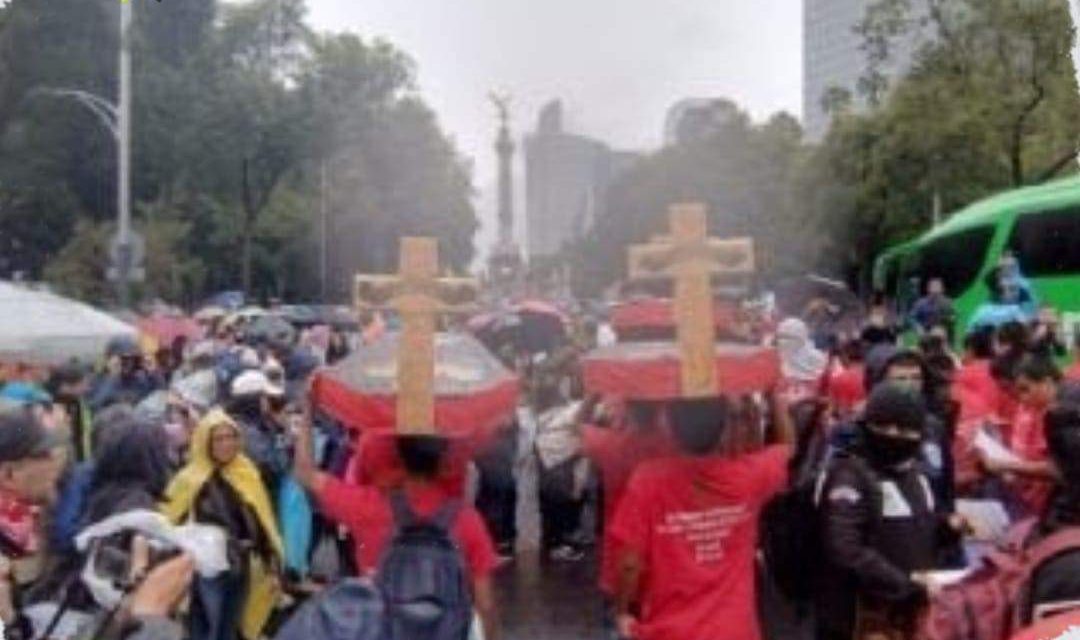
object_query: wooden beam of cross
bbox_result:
[354,237,478,435]
[627,203,755,397]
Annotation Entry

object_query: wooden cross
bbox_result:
[354,237,478,434]
[627,203,755,397]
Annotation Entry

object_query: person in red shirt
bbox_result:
[981,355,1062,517]
[611,392,794,640]
[293,416,500,640]
[582,399,676,596]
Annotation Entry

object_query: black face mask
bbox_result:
[267,396,288,414]
[864,430,922,468]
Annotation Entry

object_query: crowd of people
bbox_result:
[1,257,1080,640]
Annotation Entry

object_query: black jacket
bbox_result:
[815,452,957,640]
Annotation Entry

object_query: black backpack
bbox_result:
[760,398,835,603]
[375,490,473,640]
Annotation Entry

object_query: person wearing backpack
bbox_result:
[816,385,968,640]
[293,412,499,640]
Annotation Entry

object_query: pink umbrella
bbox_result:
[137,314,204,346]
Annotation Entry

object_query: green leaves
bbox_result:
[0,0,477,306]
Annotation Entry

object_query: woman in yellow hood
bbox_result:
[162,409,283,640]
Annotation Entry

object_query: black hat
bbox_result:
[864,384,926,434]
[0,410,63,464]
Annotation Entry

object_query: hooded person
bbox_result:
[161,409,282,640]
[82,417,172,527]
[816,385,965,640]
[776,318,829,406]
[862,344,957,513]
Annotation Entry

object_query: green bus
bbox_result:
[873,174,1080,340]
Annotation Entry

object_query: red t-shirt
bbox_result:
[827,364,865,417]
[317,477,497,580]
[582,425,677,594]
[953,360,1001,420]
[1008,404,1052,515]
[1066,362,1080,382]
[611,445,791,640]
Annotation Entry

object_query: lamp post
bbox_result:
[29,1,133,308]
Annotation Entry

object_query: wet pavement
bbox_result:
[491,419,608,639]
[496,550,607,640]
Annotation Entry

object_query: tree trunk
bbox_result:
[241,230,253,294]
[241,158,255,294]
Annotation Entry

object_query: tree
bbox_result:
[574,102,822,296]
[0,0,478,307]
[806,0,1080,288]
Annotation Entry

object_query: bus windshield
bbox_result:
[894,225,995,312]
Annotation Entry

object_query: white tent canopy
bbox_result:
[0,282,136,366]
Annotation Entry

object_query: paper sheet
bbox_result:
[973,428,1025,468]
[955,499,1012,542]
[921,569,974,590]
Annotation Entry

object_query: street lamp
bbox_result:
[27,1,133,308]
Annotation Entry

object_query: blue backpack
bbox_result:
[274,578,385,640]
[376,490,472,640]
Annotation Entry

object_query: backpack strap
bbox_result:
[1022,525,1080,577]
[430,499,462,532]
[1011,524,1080,628]
[388,489,417,529]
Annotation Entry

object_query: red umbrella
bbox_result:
[310,331,520,440]
[513,299,569,324]
[137,314,204,346]
[582,341,781,400]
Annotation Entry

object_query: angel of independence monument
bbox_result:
[486,93,524,294]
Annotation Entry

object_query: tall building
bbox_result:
[663,98,744,146]
[524,101,639,260]
[803,0,929,141]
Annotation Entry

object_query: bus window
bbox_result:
[1008,207,1080,276]
[915,226,995,298]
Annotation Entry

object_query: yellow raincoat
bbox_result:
[161,409,283,640]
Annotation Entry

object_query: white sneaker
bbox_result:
[549,544,584,562]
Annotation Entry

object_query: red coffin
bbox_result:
[309,331,520,440]
[611,297,741,339]
[582,341,781,400]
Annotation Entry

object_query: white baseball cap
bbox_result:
[230,369,285,398]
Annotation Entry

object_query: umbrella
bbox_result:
[137,314,204,346]
[310,331,519,440]
[0,282,137,366]
[774,275,863,319]
[513,299,570,324]
[582,341,781,400]
[279,305,359,330]
[242,314,296,345]
[193,306,226,323]
[469,300,568,355]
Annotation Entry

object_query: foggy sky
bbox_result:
[305,0,803,261]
